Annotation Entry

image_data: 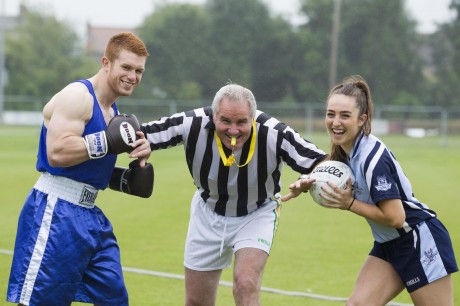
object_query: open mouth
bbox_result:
[121,80,135,87]
[332,128,345,135]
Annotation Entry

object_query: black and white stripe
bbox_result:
[142,106,326,217]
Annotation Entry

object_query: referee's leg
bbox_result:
[185,268,222,306]
[233,248,268,306]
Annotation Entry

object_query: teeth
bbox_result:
[333,129,344,135]
[122,80,134,86]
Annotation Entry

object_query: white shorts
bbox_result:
[184,191,282,271]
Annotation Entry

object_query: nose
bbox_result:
[331,116,341,127]
[228,124,239,135]
[126,70,137,80]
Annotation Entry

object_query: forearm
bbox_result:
[348,198,405,228]
[47,135,90,167]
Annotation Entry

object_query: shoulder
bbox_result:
[255,111,283,130]
[360,134,395,172]
[44,81,94,122]
[56,81,93,103]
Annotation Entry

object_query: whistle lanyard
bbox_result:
[214,120,256,167]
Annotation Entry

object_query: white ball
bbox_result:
[308,160,354,205]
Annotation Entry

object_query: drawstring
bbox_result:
[219,219,228,257]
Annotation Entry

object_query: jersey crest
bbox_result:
[375,175,392,191]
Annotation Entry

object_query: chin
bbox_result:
[331,137,343,146]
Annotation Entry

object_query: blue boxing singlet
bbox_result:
[35,79,118,190]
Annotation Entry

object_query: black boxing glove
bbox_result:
[109,159,154,198]
[83,114,140,159]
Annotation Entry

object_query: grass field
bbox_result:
[0,125,458,306]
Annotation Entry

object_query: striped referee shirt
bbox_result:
[141,106,327,217]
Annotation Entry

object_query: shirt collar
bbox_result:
[350,131,365,160]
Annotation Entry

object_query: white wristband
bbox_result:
[83,131,108,159]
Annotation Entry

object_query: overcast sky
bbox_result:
[1,0,455,37]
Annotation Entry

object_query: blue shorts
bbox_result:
[370,218,458,292]
[7,174,128,306]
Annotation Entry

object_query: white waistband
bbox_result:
[34,173,98,208]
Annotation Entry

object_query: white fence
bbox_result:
[2,96,459,140]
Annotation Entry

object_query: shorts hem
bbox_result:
[233,244,270,255]
[184,262,231,271]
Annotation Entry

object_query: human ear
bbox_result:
[358,114,367,127]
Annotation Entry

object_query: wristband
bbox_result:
[83,131,108,159]
[347,198,355,210]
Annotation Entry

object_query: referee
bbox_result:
[141,83,327,306]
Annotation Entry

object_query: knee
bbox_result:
[233,274,259,298]
[346,296,367,306]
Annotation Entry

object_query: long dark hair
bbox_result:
[327,75,373,162]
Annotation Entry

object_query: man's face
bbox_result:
[214,97,253,150]
[105,49,146,96]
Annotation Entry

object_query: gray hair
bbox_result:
[212,84,257,118]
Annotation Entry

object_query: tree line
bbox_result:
[5,0,460,108]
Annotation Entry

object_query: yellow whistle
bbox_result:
[231,136,236,147]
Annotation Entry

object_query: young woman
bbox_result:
[287,75,458,305]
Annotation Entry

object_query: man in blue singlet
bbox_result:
[7,32,152,306]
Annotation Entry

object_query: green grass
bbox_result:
[0,125,459,305]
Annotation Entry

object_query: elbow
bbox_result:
[389,213,406,228]
[47,148,71,167]
[47,153,65,167]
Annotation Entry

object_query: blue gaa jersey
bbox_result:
[349,133,436,243]
[36,79,118,190]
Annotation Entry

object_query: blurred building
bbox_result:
[85,24,136,59]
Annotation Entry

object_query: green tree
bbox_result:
[5,7,95,98]
[426,0,460,107]
[204,0,271,94]
[251,17,310,103]
[138,0,305,102]
[137,3,212,100]
[205,0,313,102]
[297,0,340,103]
[299,0,426,106]
[339,0,425,105]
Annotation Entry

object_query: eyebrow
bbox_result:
[220,115,249,123]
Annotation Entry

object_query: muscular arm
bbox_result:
[45,83,94,167]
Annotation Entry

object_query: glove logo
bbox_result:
[94,132,105,153]
[119,122,136,145]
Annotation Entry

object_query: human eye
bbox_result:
[237,120,249,126]
[326,111,335,118]
[341,112,351,119]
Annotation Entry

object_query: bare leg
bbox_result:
[410,274,454,306]
[347,255,405,306]
[185,267,222,306]
[233,248,268,306]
